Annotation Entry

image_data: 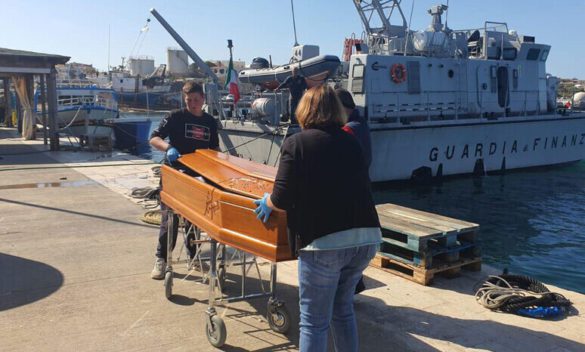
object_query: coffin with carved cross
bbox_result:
[160,150,294,262]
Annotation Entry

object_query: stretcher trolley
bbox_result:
[162,214,224,299]
[160,150,296,348]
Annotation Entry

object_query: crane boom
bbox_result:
[149,8,218,82]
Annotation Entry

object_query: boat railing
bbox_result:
[56,79,100,88]
[372,89,546,123]
[57,93,118,111]
[219,91,288,125]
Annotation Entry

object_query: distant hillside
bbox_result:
[558,78,585,98]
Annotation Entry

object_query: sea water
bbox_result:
[133,112,585,294]
[373,165,585,294]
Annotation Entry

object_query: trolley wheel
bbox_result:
[164,271,173,299]
[206,315,227,347]
[267,301,291,334]
[217,266,226,292]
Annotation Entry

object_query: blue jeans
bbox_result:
[298,244,377,352]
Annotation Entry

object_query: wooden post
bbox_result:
[40,74,48,145]
[5,78,12,127]
[1,78,8,126]
[47,67,59,151]
[26,74,35,139]
[15,89,22,133]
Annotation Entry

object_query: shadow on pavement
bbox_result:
[0,197,155,230]
[0,137,59,167]
[170,265,584,351]
[0,253,64,312]
[355,292,585,352]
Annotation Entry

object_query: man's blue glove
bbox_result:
[166,147,180,163]
[253,193,273,223]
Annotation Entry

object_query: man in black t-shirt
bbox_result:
[277,66,307,124]
[149,81,219,279]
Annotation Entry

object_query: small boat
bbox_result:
[34,81,119,138]
[110,68,183,110]
[238,45,340,90]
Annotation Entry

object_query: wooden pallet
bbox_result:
[379,238,481,268]
[370,253,482,286]
[376,203,479,251]
[376,203,480,268]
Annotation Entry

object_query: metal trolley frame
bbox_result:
[164,208,291,348]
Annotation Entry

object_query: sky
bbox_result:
[1,0,584,79]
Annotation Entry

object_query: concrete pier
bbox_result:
[1,127,584,351]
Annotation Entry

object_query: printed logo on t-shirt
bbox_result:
[185,124,210,141]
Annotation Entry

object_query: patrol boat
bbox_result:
[216,1,585,182]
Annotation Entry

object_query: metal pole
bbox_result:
[290,0,299,46]
[47,67,59,151]
[227,39,236,117]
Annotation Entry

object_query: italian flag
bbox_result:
[225,56,240,104]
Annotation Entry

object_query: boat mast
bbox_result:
[107,25,111,72]
[353,0,409,55]
[291,0,299,46]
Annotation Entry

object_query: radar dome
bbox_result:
[573,92,585,110]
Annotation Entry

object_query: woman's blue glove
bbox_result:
[253,193,273,223]
[166,147,181,162]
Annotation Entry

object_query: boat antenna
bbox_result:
[445,0,449,30]
[290,0,299,46]
[107,24,111,72]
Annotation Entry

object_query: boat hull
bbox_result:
[218,121,295,167]
[217,114,585,182]
[112,119,153,151]
[57,107,118,126]
[63,125,114,139]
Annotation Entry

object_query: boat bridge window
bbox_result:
[526,48,540,61]
[503,48,517,60]
[540,49,549,61]
[485,23,508,33]
[351,64,365,94]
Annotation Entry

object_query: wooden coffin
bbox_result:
[160,150,294,262]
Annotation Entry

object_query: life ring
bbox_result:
[390,63,407,83]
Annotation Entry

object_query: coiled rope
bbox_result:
[475,274,573,318]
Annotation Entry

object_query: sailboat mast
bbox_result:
[107,25,111,72]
